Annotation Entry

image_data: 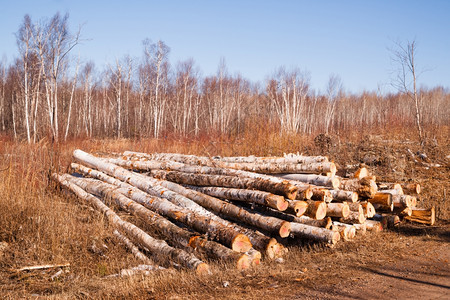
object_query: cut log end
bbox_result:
[236,254,251,270]
[266,238,286,259]
[195,263,210,275]
[292,200,308,217]
[279,221,291,238]
[231,234,252,253]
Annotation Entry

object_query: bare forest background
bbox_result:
[1,13,449,144]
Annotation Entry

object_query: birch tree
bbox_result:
[324,74,343,134]
[390,39,424,143]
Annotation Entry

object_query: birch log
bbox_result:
[402,183,421,195]
[113,230,154,265]
[404,207,435,225]
[53,173,209,274]
[122,151,330,164]
[285,200,308,217]
[184,185,288,211]
[150,169,297,201]
[331,222,356,241]
[275,174,340,189]
[339,176,378,198]
[365,220,383,232]
[326,202,350,218]
[66,175,253,267]
[368,193,393,207]
[361,202,376,218]
[329,190,358,203]
[290,223,340,245]
[71,162,282,258]
[339,211,366,224]
[304,201,327,220]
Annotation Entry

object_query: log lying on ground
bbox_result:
[275,174,340,189]
[247,204,332,230]
[106,157,299,200]
[71,162,283,259]
[285,200,308,217]
[304,201,327,220]
[373,214,401,228]
[339,176,378,198]
[150,169,297,201]
[352,223,367,235]
[347,202,363,214]
[113,230,154,265]
[53,173,209,274]
[188,186,288,211]
[368,193,393,208]
[331,222,356,241]
[74,151,292,239]
[310,188,333,203]
[392,194,413,208]
[329,190,358,203]
[288,181,329,201]
[123,151,330,166]
[393,206,413,217]
[326,202,350,218]
[67,175,253,268]
[352,167,370,180]
[339,210,366,224]
[404,207,435,225]
[361,202,376,218]
[402,183,421,195]
[379,188,403,196]
[365,220,383,232]
[290,223,340,245]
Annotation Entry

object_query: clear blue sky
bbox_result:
[1,0,449,93]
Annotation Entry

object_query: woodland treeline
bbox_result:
[0,13,448,142]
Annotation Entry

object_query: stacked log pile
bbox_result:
[52,150,435,274]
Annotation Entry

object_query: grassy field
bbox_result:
[0,130,448,299]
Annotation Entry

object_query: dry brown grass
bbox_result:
[0,129,448,298]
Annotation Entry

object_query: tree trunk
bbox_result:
[326,202,350,218]
[368,193,393,207]
[331,222,356,241]
[52,173,209,274]
[189,185,288,211]
[361,202,376,218]
[402,183,421,195]
[392,194,413,208]
[113,230,154,265]
[285,200,308,217]
[404,207,435,225]
[339,211,366,224]
[122,151,329,164]
[364,220,383,232]
[329,190,358,202]
[275,174,340,189]
[290,222,340,245]
[339,177,378,198]
[352,167,370,180]
[304,200,327,220]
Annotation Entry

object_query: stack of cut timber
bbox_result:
[51,150,434,274]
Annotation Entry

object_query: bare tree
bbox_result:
[324,74,343,134]
[390,39,424,142]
